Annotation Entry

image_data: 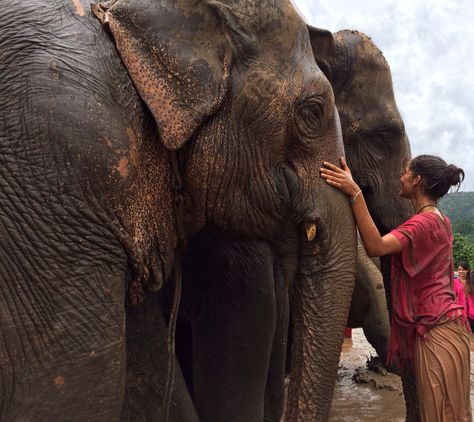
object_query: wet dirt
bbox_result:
[329,328,474,421]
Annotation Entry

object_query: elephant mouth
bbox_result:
[275,163,300,214]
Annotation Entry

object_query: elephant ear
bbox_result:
[92,0,232,150]
[307,26,336,83]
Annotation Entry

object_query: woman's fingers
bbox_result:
[323,177,342,188]
[340,156,349,170]
[322,161,342,171]
[320,157,360,197]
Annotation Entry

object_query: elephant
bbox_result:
[314,29,419,421]
[0,0,357,421]
[313,29,413,364]
[347,244,390,362]
[169,28,413,422]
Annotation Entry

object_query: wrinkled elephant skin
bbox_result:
[0,1,355,421]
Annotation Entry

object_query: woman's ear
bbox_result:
[413,174,422,187]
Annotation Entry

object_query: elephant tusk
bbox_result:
[305,220,317,241]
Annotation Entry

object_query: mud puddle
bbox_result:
[330,328,474,421]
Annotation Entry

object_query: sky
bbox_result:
[292,0,474,191]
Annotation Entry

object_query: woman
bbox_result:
[454,262,468,313]
[458,261,474,330]
[320,155,471,421]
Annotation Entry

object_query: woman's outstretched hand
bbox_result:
[320,156,360,197]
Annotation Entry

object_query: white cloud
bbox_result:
[293,0,474,191]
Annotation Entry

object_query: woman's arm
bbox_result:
[320,157,402,257]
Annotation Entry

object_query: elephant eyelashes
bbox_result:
[294,96,327,141]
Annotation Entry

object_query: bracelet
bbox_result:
[350,189,362,204]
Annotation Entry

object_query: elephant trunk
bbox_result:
[349,242,390,364]
[286,190,357,421]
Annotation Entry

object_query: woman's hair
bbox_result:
[459,260,470,272]
[409,155,464,200]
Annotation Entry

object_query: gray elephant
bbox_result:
[173,28,413,422]
[313,29,412,363]
[0,0,356,421]
[314,29,419,420]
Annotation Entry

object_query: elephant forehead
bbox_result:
[240,67,293,105]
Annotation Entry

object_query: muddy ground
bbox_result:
[329,328,474,421]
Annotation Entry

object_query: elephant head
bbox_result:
[310,28,420,419]
[93,0,357,418]
[312,29,412,235]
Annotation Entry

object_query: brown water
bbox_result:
[329,328,474,421]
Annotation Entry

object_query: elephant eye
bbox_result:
[294,96,327,140]
[375,124,404,151]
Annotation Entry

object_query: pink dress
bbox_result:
[464,285,474,320]
[455,277,474,321]
[454,277,467,309]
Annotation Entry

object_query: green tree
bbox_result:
[452,219,474,243]
[453,232,474,268]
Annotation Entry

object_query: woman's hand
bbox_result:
[320,156,360,197]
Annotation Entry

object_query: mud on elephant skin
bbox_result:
[0,1,356,421]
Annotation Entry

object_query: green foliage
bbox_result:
[439,192,474,242]
[453,233,474,269]
[439,192,474,266]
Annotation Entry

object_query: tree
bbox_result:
[453,232,474,268]
[452,219,474,243]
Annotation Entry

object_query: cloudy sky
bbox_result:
[292,0,474,191]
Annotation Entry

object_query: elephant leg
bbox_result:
[401,368,421,422]
[184,229,276,422]
[264,258,290,422]
[122,293,199,422]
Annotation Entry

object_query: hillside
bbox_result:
[439,191,474,242]
[439,191,474,222]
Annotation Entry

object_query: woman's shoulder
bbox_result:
[408,211,450,227]
[393,212,451,242]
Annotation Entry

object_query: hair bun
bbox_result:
[443,164,465,187]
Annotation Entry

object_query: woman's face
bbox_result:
[458,266,469,281]
[399,164,417,199]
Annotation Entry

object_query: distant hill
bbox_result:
[439,191,474,242]
[439,192,474,221]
